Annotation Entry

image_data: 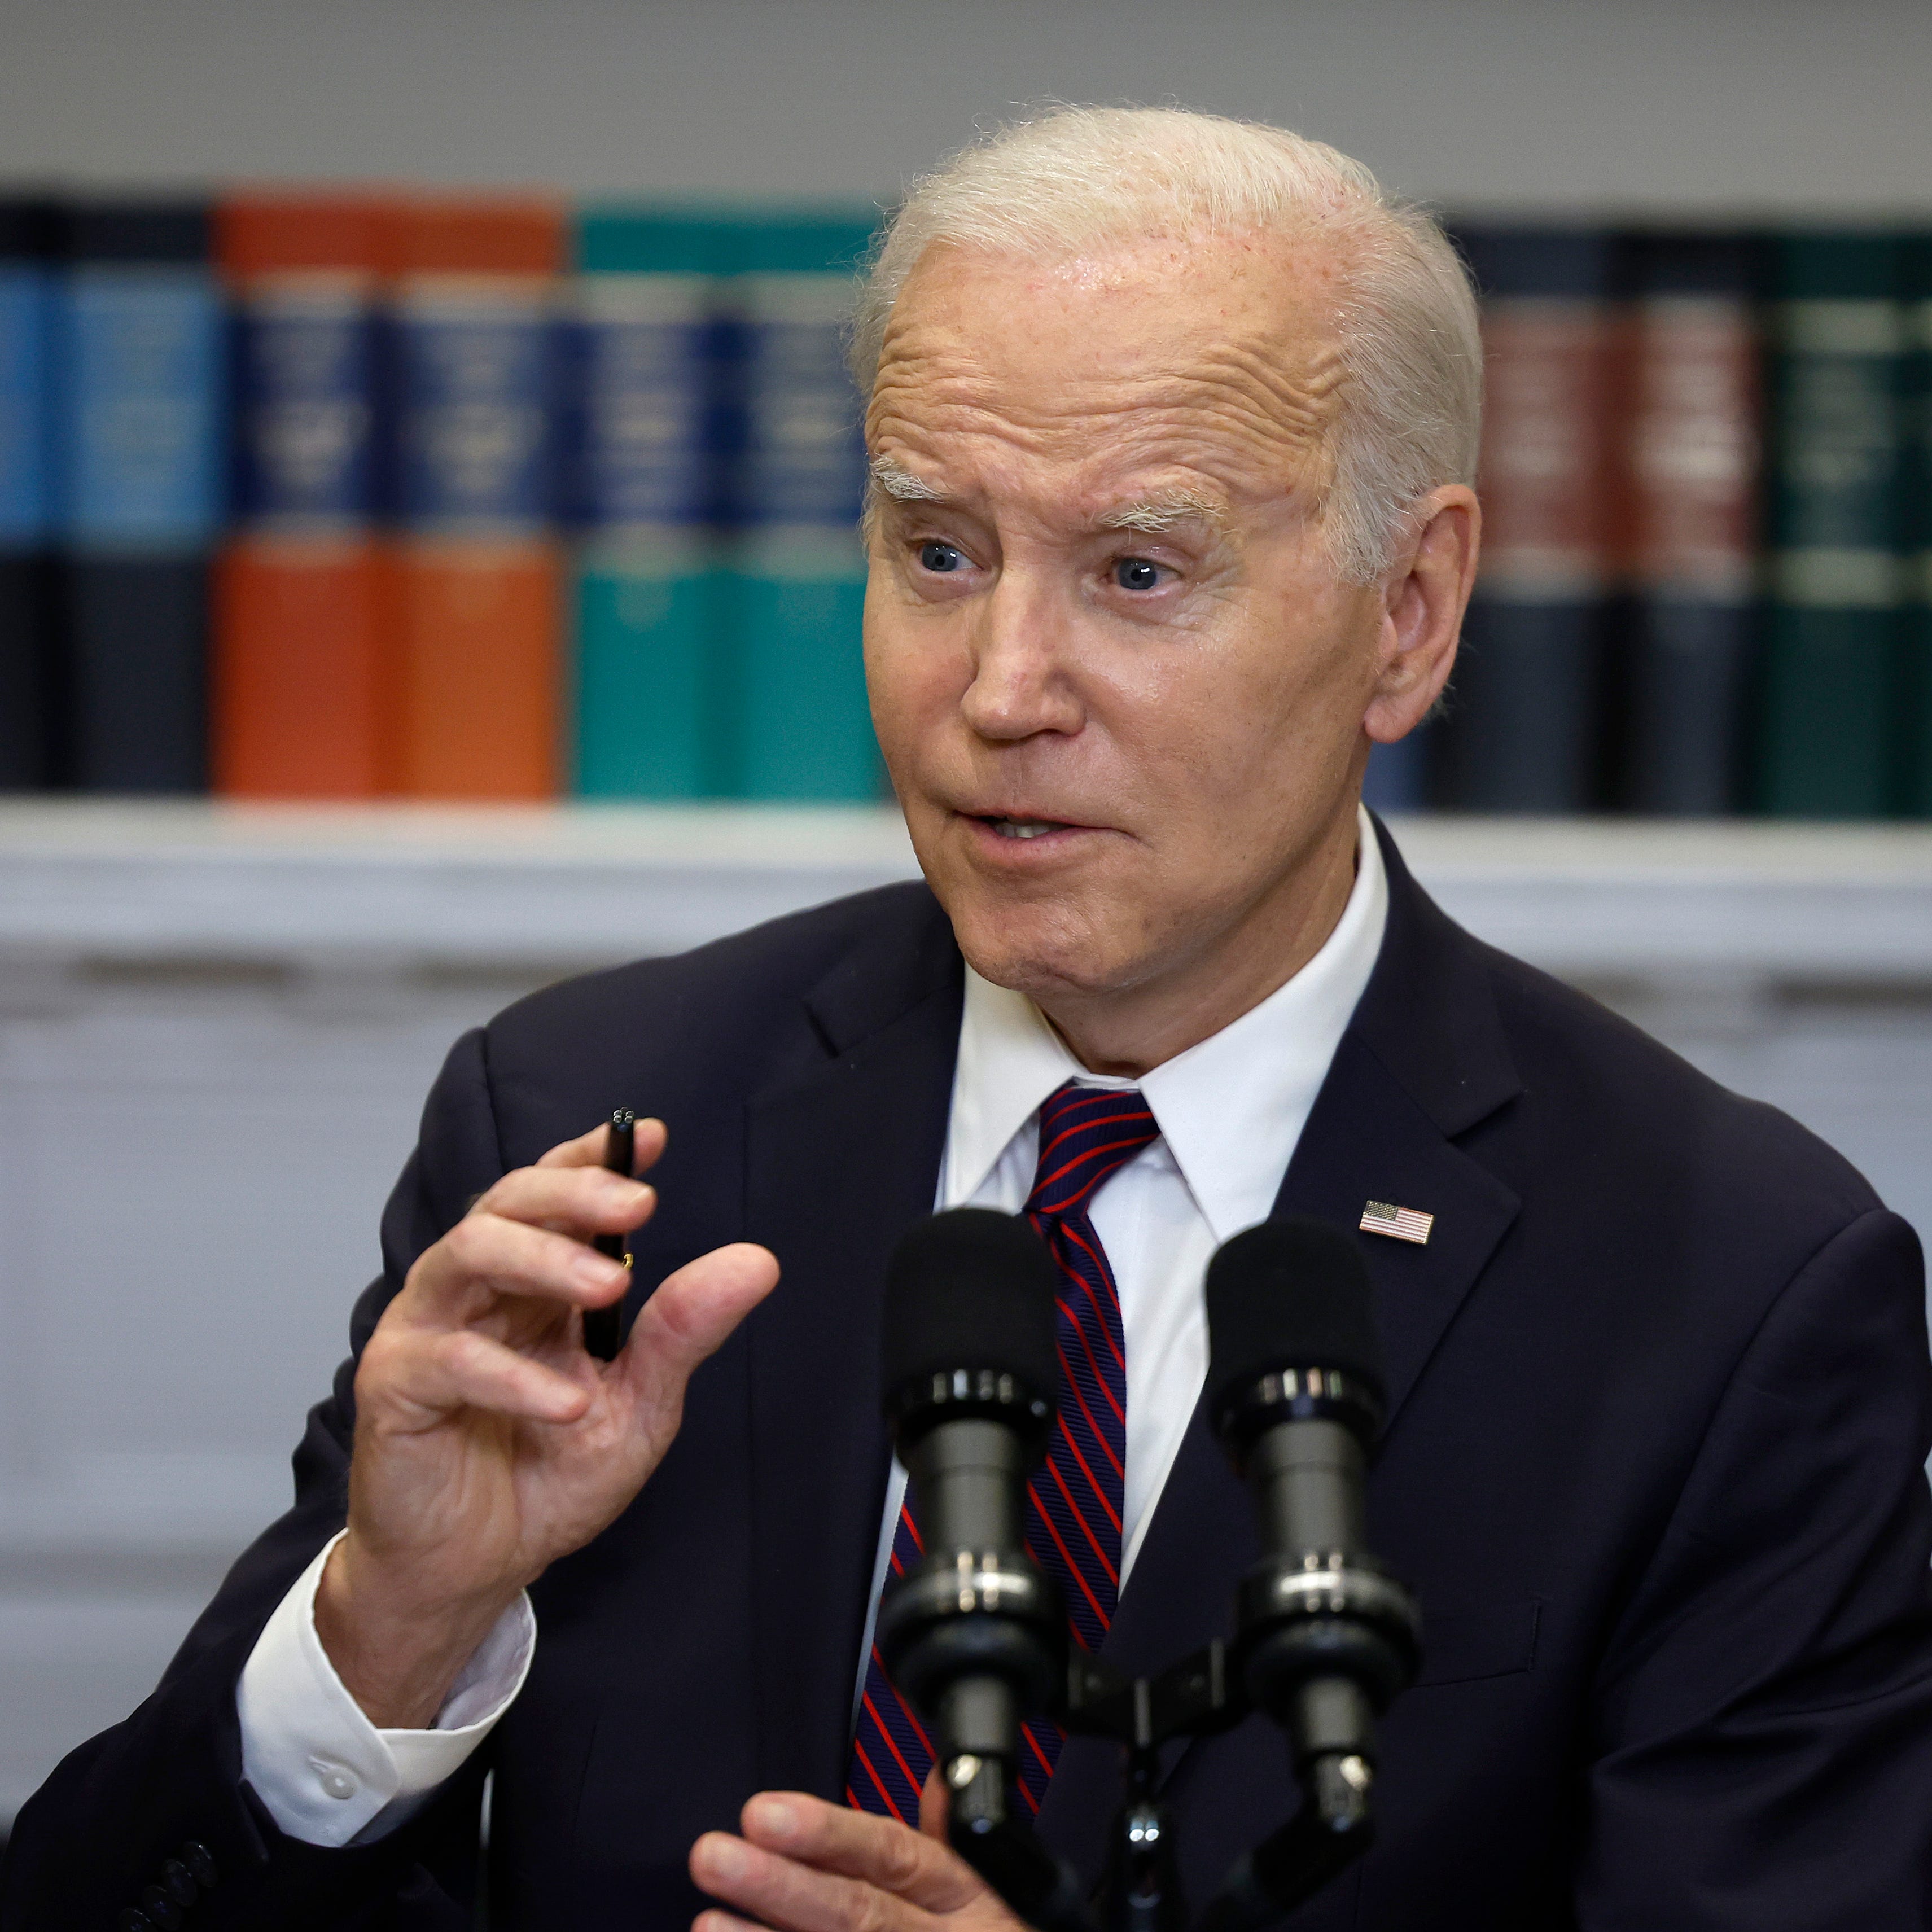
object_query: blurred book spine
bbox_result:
[0,199,57,789]
[721,211,880,800]
[213,192,392,796]
[1903,233,1932,817]
[1614,231,1762,814]
[1756,233,1908,817]
[388,197,564,800]
[54,200,222,791]
[570,208,729,798]
[1447,226,1620,812]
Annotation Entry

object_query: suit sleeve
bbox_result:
[1578,1207,1932,1930]
[0,1028,510,1932]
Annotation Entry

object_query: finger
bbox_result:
[376,1325,591,1429]
[918,1767,948,1843]
[620,1243,779,1401]
[410,1214,630,1318]
[694,1912,769,1932]
[534,1115,669,1175]
[740,1792,985,1913]
[468,1163,656,1239]
[691,1831,906,1932]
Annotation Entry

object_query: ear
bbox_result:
[1363,485,1480,744]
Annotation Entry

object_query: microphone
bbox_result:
[1205,1218,1420,1832]
[875,1208,1066,1833]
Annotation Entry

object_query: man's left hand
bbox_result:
[690,1781,1027,1932]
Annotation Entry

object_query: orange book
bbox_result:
[385,196,565,799]
[213,192,393,797]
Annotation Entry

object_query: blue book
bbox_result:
[55,201,222,791]
[0,199,56,787]
[719,209,880,801]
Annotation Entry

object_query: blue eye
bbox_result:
[919,541,965,574]
[1114,557,1162,592]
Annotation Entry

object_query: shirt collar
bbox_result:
[943,806,1389,1239]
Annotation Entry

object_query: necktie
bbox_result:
[847,1081,1159,1822]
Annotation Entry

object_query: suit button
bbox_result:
[179,1842,219,1889]
[139,1887,184,1931]
[158,1860,199,1907]
[116,1912,152,1932]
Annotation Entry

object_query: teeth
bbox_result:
[991,818,1060,840]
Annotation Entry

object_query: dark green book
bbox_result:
[1756,233,1908,818]
[1900,231,1932,817]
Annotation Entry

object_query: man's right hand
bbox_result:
[313,1119,778,1728]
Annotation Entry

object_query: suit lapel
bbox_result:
[743,897,965,1803]
[1037,821,1523,1863]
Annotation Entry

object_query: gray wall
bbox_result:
[0,0,1927,212]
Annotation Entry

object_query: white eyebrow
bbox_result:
[869,455,946,502]
[1096,491,1228,535]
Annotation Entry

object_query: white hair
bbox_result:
[849,105,1482,585]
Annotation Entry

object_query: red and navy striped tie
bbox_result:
[847,1080,1159,1822]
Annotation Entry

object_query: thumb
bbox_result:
[620,1242,778,1407]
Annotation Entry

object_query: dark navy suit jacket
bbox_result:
[8,822,1932,1930]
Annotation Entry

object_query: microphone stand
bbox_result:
[943,1616,1406,1932]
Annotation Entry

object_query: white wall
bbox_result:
[0,0,1927,213]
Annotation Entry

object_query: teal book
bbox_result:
[1902,232,1932,817]
[569,207,730,798]
[719,209,880,801]
[1756,233,1908,818]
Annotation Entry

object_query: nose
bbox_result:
[958,568,1085,743]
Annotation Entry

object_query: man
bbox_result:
[7,107,1931,1932]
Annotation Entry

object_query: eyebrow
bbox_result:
[869,455,947,503]
[1095,490,1229,535]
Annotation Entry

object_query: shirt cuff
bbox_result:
[235,1530,536,1848]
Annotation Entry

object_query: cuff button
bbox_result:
[139,1886,185,1931]
[159,1859,199,1907]
[116,1912,152,1932]
[179,1842,219,1889]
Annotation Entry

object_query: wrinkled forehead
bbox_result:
[864,231,1348,507]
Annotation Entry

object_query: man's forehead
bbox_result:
[865,232,1345,505]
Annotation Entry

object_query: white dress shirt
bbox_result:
[238,807,1387,1848]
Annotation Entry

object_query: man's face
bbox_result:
[863,230,1389,1008]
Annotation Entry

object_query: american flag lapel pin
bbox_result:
[1360,1198,1434,1246]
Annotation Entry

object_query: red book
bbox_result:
[213,192,393,797]
[384,198,564,800]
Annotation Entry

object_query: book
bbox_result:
[569,207,730,798]
[1614,231,1762,815]
[0,198,56,788]
[1902,232,1932,817]
[386,196,564,800]
[719,209,880,801]
[54,200,223,791]
[213,191,392,797]
[1756,232,1908,818]
[1445,225,1620,812]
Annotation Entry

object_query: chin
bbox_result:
[945,891,1146,1002]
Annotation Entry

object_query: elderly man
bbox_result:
[7,108,1930,1932]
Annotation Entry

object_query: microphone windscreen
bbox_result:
[1204,1216,1384,1416]
[883,1207,1059,1403]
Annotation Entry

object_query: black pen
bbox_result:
[582,1108,636,1361]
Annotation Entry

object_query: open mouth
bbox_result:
[980,817,1071,841]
